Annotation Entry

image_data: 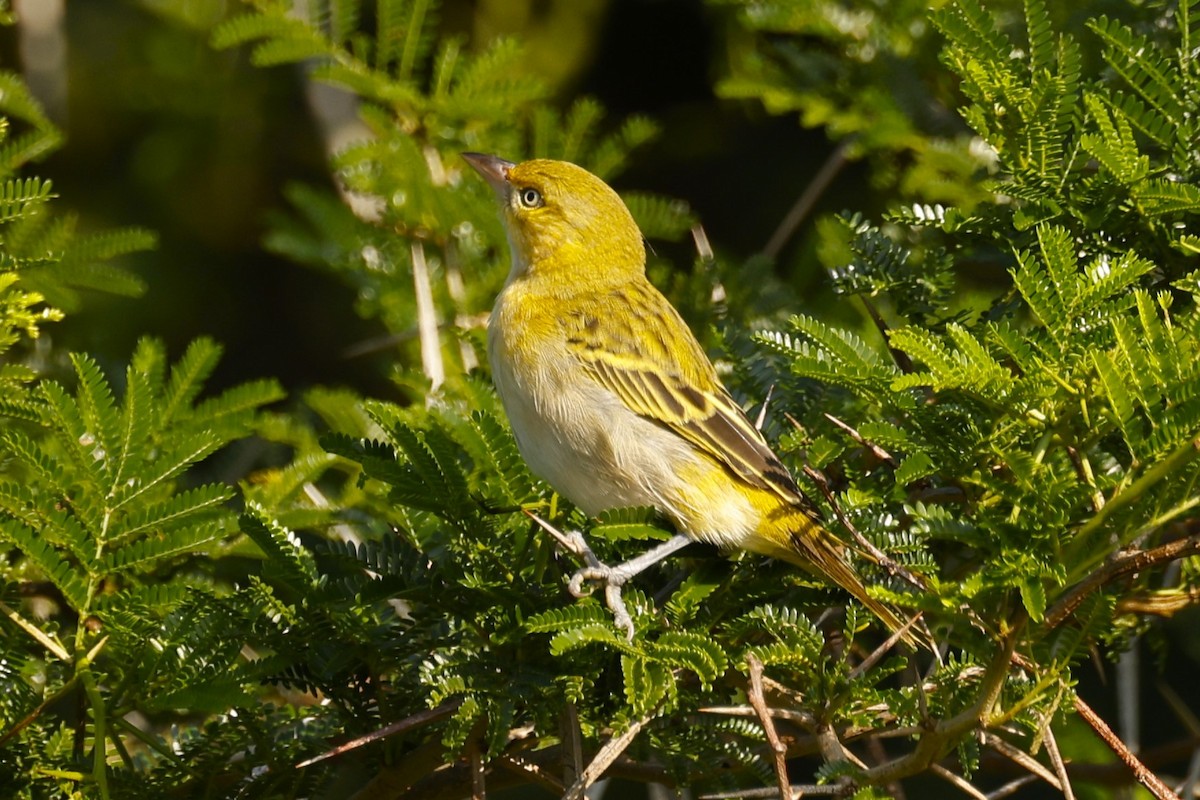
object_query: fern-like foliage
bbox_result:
[10,0,1200,798]
[930,0,1200,266]
[717,1,1200,793]
[0,338,282,795]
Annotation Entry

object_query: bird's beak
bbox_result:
[462,152,514,194]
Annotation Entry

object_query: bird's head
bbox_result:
[463,153,645,287]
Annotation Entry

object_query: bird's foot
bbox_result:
[521,516,640,640]
[567,547,638,641]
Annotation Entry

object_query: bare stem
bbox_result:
[562,713,655,800]
[763,139,853,260]
[1045,529,1200,629]
[1072,695,1180,800]
[747,653,793,799]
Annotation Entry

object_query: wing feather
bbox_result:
[565,282,805,506]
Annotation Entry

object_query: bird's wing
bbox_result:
[566,283,805,505]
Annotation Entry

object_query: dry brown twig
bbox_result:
[1041,723,1076,800]
[1044,530,1200,629]
[981,732,1061,791]
[929,762,988,800]
[746,653,794,800]
[823,412,898,467]
[561,712,656,800]
[296,699,463,769]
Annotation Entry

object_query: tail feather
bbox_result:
[761,507,924,648]
[797,532,918,645]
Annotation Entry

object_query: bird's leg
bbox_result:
[568,533,695,640]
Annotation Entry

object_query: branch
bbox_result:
[297,699,462,768]
[985,774,1040,799]
[700,786,846,799]
[1041,723,1075,800]
[860,631,1019,785]
[981,732,1061,791]
[1072,695,1181,800]
[763,138,853,260]
[1045,530,1200,629]
[929,762,988,799]
[746,653,793,800]
[858,295,916,375]
[562,713,655,800]
[823,412,898,467]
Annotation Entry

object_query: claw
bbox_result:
[571,563,637,640]
[605,583,635,641]
[523,511,694,643]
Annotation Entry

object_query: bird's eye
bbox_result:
[517,187,543,208]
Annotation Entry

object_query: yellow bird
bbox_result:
[464,153,907,640]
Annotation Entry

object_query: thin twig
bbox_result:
[411,240,445,392]
[562,714,654,800]
[981,732,1061,791]
[444,239,478,372]
[1004,651,1180,798]
[494,755,565,794]
[1072,694,1180,800]
[1045,531,1200,629]
[823,413,897,467]
[985,774,1040,799]
[862,632,1020,785]
[764,139,853,260]
[755,385,777,432]
[747,654,792,800]
[692,224,715,262]
[801,463,928,593]
[1042,724,1075,800]
[0,599,70,661]
[562,702,584,788]
[1117,586,1200,617]
[0,675,78,747]
[468,735,486,800]
[296,699,462,768]
[858,296,916,375]
[523,510,601,569]
[848,615,921,680]
[700,785,846,799]
[699,705,817,726]
[929,762,988,799]
[816,724,865,769]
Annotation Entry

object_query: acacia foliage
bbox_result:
[1,0,1199,798]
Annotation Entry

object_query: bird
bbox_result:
[463,152,909,641]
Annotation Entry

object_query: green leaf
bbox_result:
[650,631,728,688]
[1019,576,1047,622]
[591,507,673,542]
[622,655,672,716]
[895,452,936,485]
[0,519,87,609]
[239,504,319,593]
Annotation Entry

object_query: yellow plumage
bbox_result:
[465,153,906,638]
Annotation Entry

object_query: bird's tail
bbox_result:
[761,506,922,648]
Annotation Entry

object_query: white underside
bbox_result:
[488,296,758,549]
